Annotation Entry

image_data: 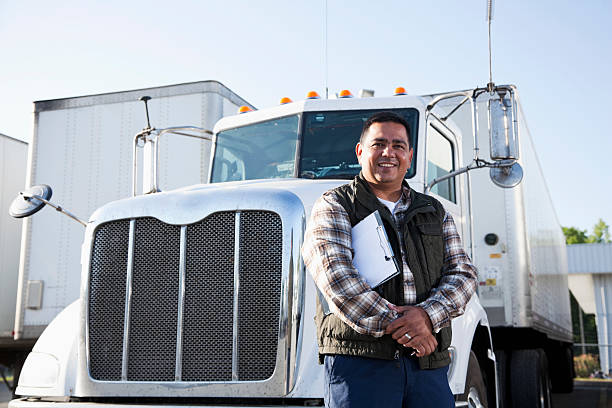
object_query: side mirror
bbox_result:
[488,89,519,161]
[9,185,53,218]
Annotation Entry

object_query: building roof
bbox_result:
[567,243,612,274]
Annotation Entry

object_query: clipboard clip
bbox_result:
[376,225,393,261]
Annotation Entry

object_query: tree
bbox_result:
[563,226,589,244]
[590,219,611,244]
[563,219,611,245]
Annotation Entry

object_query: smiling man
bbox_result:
[302,111,477,408]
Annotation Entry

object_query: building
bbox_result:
[567,243,612,373]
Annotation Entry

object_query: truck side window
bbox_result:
[427,125,456,203]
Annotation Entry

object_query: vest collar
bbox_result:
[353,173,435,221]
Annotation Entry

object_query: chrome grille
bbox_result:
[238,212,282,380]
[88,219,130,381]
[88,211,282,382]
[182,212,235,381]
[128,218,181,381]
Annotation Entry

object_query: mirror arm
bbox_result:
[425,159,496,193]
[21,193,87,227]
[152,127,213,194]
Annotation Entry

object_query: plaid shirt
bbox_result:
[302,184,477,337]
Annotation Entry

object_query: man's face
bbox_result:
[356,121,413,191]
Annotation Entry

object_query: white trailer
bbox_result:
[423,90,574,405]
[6,81,251,394]
[9,84,572,408]
[0,133,29,375]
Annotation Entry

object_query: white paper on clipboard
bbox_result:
[351,210,400,288]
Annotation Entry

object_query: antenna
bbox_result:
[140,96,152,129]
[486,0,495,93]
[323,0,329,99]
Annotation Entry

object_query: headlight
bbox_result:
[18,352,59,388]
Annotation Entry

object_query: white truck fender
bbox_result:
[447,295,491,395]
[15,300,80,399]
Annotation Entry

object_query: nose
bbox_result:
[381,144,394,156]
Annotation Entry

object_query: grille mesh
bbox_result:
[238,212,282,380]
[89,220,130,381]
[182,212,235,381]
[127,218,181,381]
[88,211,283,383]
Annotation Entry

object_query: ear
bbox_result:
[407,147,414,169]
[355,142,363,164]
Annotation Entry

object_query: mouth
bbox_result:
[377,162,397,168]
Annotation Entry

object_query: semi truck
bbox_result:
[2,81,252,393]
[8,84,573,408]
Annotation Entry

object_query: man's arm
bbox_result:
[301,193,398,337]
[385,211,476,354]
[417,211,478,332]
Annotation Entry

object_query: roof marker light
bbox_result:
[238,105,253,114]
[306,91,321,99]
[394,86,407,96]
[280,97,293,104]
[338,89,353,98]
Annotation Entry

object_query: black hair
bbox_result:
[360,111,411,144]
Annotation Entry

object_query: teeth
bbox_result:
[379,163,395,167]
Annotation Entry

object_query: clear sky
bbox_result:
[0,0,610,231]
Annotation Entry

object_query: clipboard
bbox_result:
[351,210,400,288]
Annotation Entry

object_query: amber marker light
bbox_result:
[306,91,321,99]
[394,86,407,96]
[280,97,293,104]
[238,106,253,114]
[338,89,353,98]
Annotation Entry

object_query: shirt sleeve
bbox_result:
[301,194,398,337]
[417,211,478,332]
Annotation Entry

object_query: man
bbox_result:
[301,111,477,408]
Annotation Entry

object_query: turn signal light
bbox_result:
[238,106,253,114]
[394,86,407,96]
[338,89,353,98]
[306,91,321,99]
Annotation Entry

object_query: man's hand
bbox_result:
[385,305,437,356]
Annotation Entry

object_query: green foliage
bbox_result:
[563,219,611,245]
[591,219,611,244]
[574,354,600,378]
[563,226,589,244]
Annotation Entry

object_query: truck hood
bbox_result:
[89,178,347,226]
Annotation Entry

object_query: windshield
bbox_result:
[210,115,299,183]
[299,108,419,179]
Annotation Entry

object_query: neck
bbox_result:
[369,184,402,202]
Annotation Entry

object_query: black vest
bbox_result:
[314,174,452,369]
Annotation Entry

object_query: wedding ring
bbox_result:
[404,333,412,340]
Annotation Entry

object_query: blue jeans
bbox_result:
[324,354,454,408]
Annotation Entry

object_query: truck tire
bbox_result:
[495,350,508,408]
[550,345,574,393]
[458,351,488,408]
[510,349,552,408]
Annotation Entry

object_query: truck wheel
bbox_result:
[550,345,574,393]
[458,351,488,408]
[510,349,552,408]
[495,350,508,408]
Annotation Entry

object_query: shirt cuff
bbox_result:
[417,299,449,333]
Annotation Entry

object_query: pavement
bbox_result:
[0,380,10,408]
[3,379,612,407]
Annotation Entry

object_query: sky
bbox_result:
[0,0,610,232]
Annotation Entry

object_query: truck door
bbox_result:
[424,119,464,239]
